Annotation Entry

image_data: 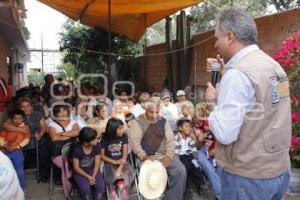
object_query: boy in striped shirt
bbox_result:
[175,118,205,196]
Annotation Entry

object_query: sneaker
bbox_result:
[109,186,118,200]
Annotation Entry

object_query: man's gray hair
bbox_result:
[216,9,258,45]
[142,97,161,110]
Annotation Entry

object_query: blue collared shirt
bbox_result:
[208,45,258,145]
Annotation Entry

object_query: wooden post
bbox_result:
[176,15,181,91]
[165,16,174,93]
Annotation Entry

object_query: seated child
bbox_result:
[72,127,104,200]
[100,118,135,200]
[124,112,135,137]
[1,109,30,189]
[175,118,205,196]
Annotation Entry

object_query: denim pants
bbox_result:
[198,150,221,199]
[4,150,25,189]
[220,168,290,200]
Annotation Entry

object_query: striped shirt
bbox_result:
[175,132,198,159]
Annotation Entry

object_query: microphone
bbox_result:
[211,63,221,87]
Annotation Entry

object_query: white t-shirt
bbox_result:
[160,103,179,131]
[48,120,77,133]
[178,134,192,155]
[0,151,24,200]
[73,115,88,130]
[132,103,145,118]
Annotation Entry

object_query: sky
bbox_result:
[25,0,66,50]
[25,0,66,71]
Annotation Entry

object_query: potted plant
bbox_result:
[273,31,300,195]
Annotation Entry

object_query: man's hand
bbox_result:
[206,82,220,111]
[207,54,225,75]
[142,155,151,161]
[206,82,219,103]
[161,156,172,168]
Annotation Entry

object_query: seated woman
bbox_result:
[1,109,30,189]
[48,104,79,198]
[74,101,93,130]
[193,102,221,200]
[72,127,104,200]
[179,100,194,121]
[18,97,50,182]
[113,90,134,115]
[91,103,110,138]
[111,100,127,124]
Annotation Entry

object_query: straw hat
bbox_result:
[138,160,168,199]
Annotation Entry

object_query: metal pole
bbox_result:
[108,0,112,96]
[41,33,44,76]
[35,131,40,183]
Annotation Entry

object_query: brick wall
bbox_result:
[0,33,28,96]
[0,33,10,83]
[144,8,300,92]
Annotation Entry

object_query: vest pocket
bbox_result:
[263,126,291,153]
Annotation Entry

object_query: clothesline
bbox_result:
[64,34,215,58]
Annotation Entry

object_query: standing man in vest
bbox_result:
[206,9,291,200]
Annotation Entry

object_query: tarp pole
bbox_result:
[108,0,112,96]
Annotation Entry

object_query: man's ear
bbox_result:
[226,31,235,44]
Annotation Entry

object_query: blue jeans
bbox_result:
[220,168,290,200]
[4,150,25,188]
[198,150,221,199]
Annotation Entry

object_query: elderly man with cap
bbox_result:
[159,90,179,132]
[130,98,187,200]
[175,90,187,116]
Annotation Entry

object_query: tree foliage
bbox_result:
[56,62,77,80]
[190,0,269,34]
[269,0,300,11]
[146,0,300,44]
[28,71,44,87]
[59,19,143,78]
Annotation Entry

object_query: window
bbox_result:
[7,56,13,85]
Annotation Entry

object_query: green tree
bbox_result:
[190,0,269,34]
[146,15,177,45]
[28,71,44,87]
[59,19,143,77]
[56,62,77,80]
[268,0,300,11]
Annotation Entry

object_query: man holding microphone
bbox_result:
[206,9,291,200]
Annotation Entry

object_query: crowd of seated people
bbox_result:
[0,74,221,200]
